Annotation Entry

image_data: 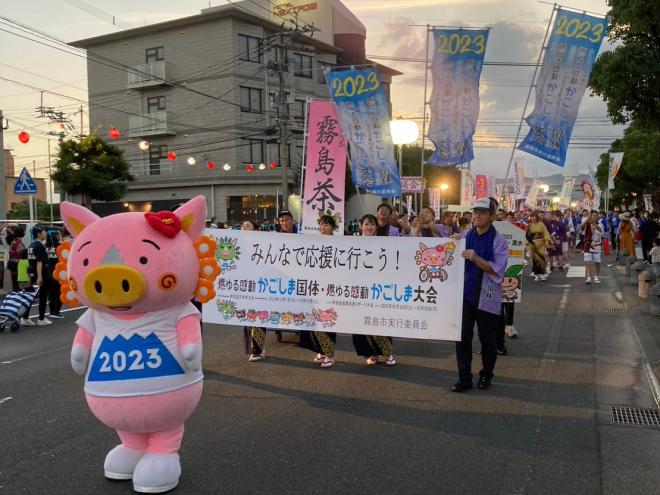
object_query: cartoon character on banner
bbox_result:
[502,264,523,302]
[216,236,240,272]
[415,242,456,282]
[55,196,220,494]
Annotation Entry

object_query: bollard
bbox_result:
[624,255,637,282]
[650,283,660,316]
[631,260,646,285]
[639,268,655,299]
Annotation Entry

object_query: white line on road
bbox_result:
[0,345,70,365]
[0,396,13,405]
[566,266,586,277]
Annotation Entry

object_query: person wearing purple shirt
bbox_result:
[375,203,403,237]
[452,197,509,392]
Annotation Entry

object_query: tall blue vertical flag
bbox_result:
[519,9,608,166]
[427,29,489,166]
[327,68,400,197]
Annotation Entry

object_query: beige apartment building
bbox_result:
[71,0,399,224]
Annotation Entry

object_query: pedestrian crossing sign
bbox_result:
[14,167,37,195]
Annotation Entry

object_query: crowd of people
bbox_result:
[1,223,65,326]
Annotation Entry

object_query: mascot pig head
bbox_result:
[58,196,219,315]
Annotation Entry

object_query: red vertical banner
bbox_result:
[302,101,348,234]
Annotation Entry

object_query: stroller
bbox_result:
[0,287,39,333]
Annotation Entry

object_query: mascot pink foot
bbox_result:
[58,196,219,493]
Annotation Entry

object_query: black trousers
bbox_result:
[456,302,499,382]
[496,302,515,348]
[48,274,62,316]
[30,273,50,319]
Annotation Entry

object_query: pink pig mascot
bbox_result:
[58,196,219,493]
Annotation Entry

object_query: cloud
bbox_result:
[348,0,500,12]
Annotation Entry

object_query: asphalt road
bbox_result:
[1,255,659,495]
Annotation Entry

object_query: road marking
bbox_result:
[24,305,86,320]
[0,345,70,365]
[0,396,12,405]
[566,266,586,277]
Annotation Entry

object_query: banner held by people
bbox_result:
[203,230,465,341]
[514,158,525,199]
[301,100,348,234]
[327,67,400,197]
[526,179,542,208]
[559,176,576,208]
[519,9,608,166]
[427,28,489,166]
[494,221,525,303]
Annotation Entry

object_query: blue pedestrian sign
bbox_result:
[14,167,37,195]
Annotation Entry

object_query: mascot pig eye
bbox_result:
[139,256,148,265]
[83,258,89,266]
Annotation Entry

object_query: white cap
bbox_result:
[473,198,493,212]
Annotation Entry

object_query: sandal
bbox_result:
[313,353,324,363]
[248,353,266,362]
[320,356,334,368]
[366,356,378,366]
[385,355,397,367]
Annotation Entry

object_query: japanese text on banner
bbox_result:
[428,29,489,166]
[302,101,347,234]
[519,9,608,166]
[327,68,400,197]
[514,158,525,199]
[559,176,576,207]
[202,230,465,341]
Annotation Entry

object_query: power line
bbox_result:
[60,0,134,30]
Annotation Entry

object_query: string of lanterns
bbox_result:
[15,126,279,172]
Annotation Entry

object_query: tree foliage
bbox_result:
[595,122,660,206]
[52,135,134,206]
[589,0,660,128]
[8,199,60,221]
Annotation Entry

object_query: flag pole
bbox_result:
[502,3,557,195]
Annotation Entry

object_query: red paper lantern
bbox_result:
[108,127,120,139]
[269,162,277,169]
[18,131,30,144]
[246,164,254,172]
[207,161,215,170]
[167,151,176,161]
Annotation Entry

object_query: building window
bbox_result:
[147,96,166,113]
[293,53,313,79]
[226,195,276,225]
[292,99,306,119]
[242,139,263,164]
[266,142,280,164]
[318,63,334,84]
[238,34,262,63]
[146,46,164,63]
[240,87,262,113]
[148,145,167,175]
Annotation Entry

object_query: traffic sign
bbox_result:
[14,167,37,195]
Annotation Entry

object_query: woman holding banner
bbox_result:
[299,213,338,368]
[241,220,269,362]
[352,214,397,366]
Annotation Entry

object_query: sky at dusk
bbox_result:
[0,0,624,187]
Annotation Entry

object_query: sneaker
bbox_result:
[313,353,324,363]
[477,376,492,390]
[385,355,397,367]
[534,275,540,282]
[49,313,64,319]
[36,318,52,326]
[594,277,601,284]
[508,326,518,339]
[585,278,592,285]
[320,356,334,368]
[541,274,548,281]
[20,318,35,326]
[366,356,378,366]
[248,353,266,362]
[497,345,508,356]
[451,381,473,393]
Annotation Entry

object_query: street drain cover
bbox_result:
[611,406,660,428]
[600,307,626,314]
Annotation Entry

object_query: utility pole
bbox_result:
[0,110,6,220]
[276,31,291,211]
[80,105,84,137]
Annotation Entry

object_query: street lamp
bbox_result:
[439,183,449,211]
[390,119,419,208]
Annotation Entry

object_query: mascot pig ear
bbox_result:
[174,195,208,240]
[60,202,101,238]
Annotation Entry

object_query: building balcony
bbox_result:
[128,111,176,138]
[130,160,173,178]
[127,61,172,89]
